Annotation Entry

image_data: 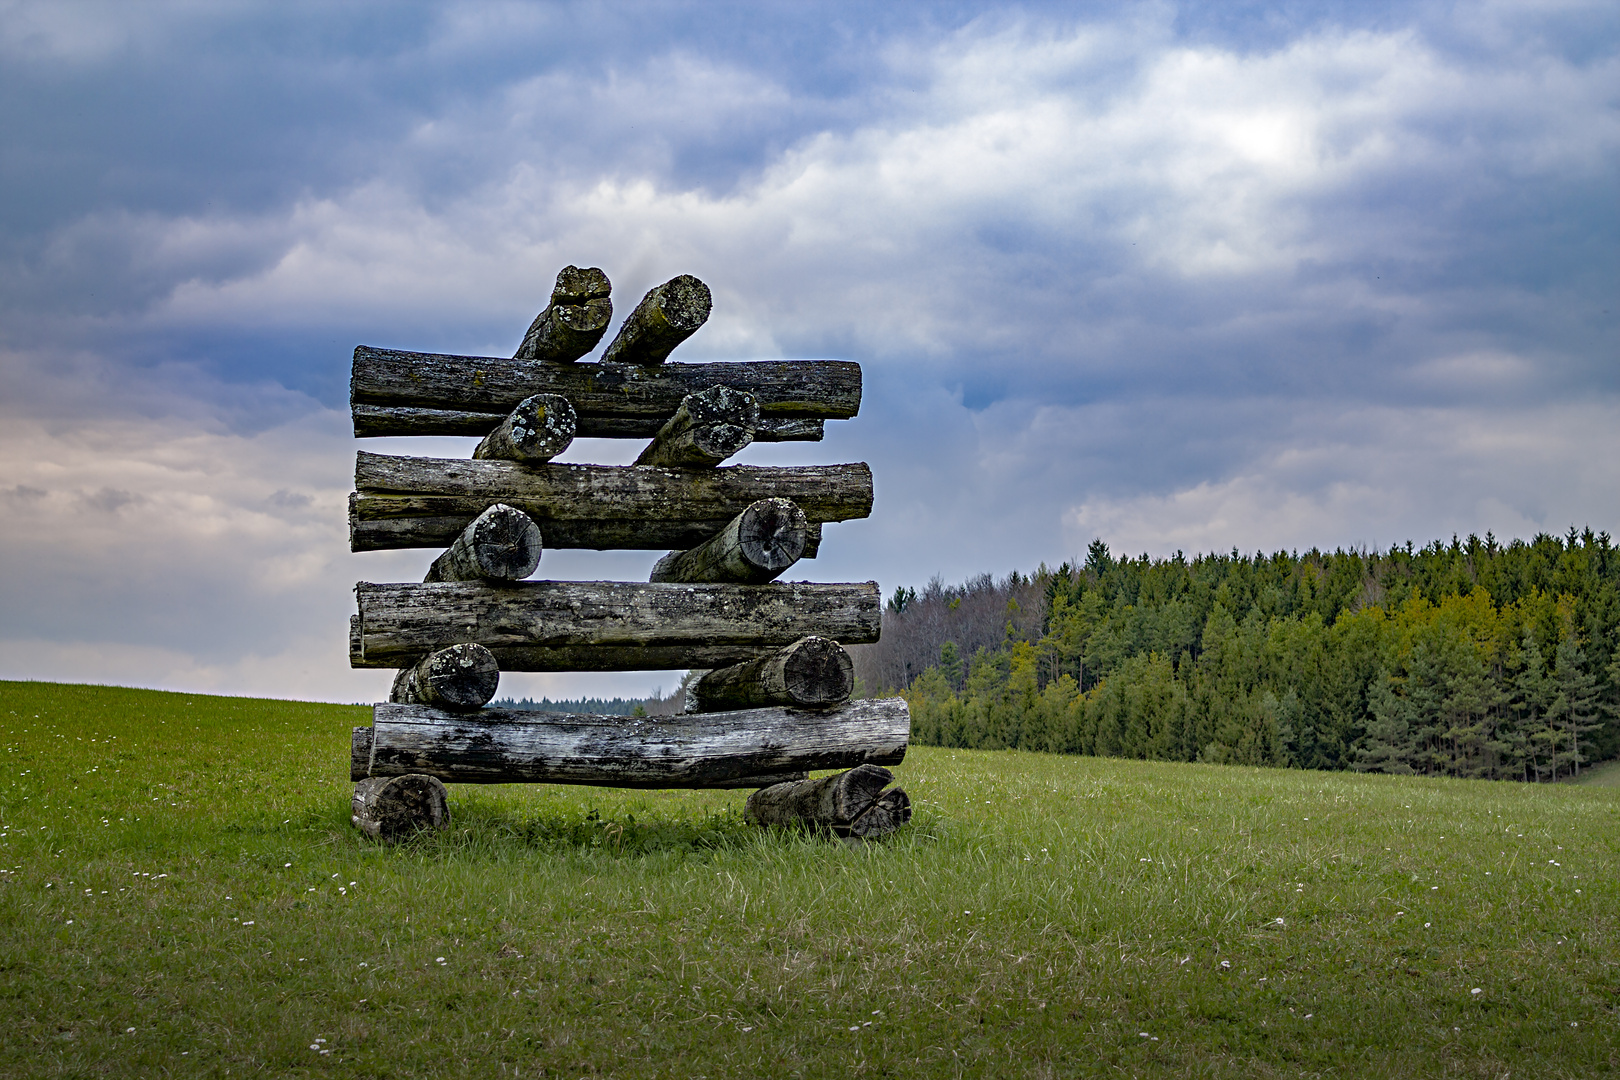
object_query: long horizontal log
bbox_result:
[601,275,711,366]
[688,636,853,712]
[514,266,613,364]
[389,643,501,710]
[349,346,859,439]
[355,697,909,786]
[350,453,867,552]
[352,579,881,669]
[744,765,913,839]
[650,498,807,584]
[634,385,758,468]
[423,503,542,582]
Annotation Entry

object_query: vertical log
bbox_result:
[351,774,450,841]
[744,764,912,839]
[424,503,542,582]
[649,498,807,583]
[634,385,758,467]
[389,643,501,711]
[473,394,576,463]
[514,266,612,363]
[601,275,712,365]
[688,636,853,711]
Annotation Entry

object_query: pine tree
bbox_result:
[1548,638,1601,778]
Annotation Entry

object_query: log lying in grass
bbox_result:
[650,498,806,584]
[688,636,853,712]
[423,503,542,582]
[388,643,501,711]
[351,774,450,841]
[514,265,612,363]
[353,697,908,786]
[351,579,881,670]
[349,347,859,439]
[473,394,576,464]
[744,765,912,840]
[350,453,867,553]
[601,275,712,365]
[634,385,758,468]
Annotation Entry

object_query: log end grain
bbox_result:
[473,394,577,464]
[391,643,501,711]
[736,497,809,575]
[601,275,713,365]
[424,503,542,582]
[351,774,450,841]
[744,764,911,840]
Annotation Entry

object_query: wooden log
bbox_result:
[349,346,859,439]
[423,503,542,582]
[359,697,909,786]
[650,498,807,584]
[513,266,612,363]
[688,636,853,712]
[634,385,758,468]
[473,394,576,464]
[601,275,712,365]
[351,774,450,840]
[744,765,913,839]
[389,643,501,711]
[350,453,866,553]
[352,579,881,670]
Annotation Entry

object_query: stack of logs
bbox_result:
[348,267,912,841]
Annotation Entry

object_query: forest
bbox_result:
[848,529,1620,781]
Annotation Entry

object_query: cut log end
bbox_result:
[601,275,713,366]
[689,635,853,711]
[473,394,577,463]
[424,503,542,582]
[744,765,911,840]
[634,385,759,468]
[551,265,610,304]
[649,498,808,584]
[514,266,613,363]
[390,643,501,711]
[352,774,450,841]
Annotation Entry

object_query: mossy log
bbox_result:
[351,774,450,841]
[601,275,712,365]
[473,394,575,464]
[388,643,501,711]
[634,385,758,468]
[423,503,542,582]
[744,765,912,839]
[688,636,853,712]
[649,498,807,584]
[513,265,612,363]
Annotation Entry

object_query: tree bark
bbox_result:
[356,697,909,786]
[513,266,613,363]
[688,636,853,712]
[600,275,712,365]
[349,346,859,438]
[473,394,576,463]
[389,643,501,711]
[744,765,912,839]
[649,498,806,583]
[350,453,867,552]
[351,579,881,669]
[634,385,758,467]
[351,774,450,841]
[423,503,542,582]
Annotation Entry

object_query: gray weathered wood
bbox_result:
[389,643,501,711]
[351,774,450,840]
[351,579,881,670]
[601,275,711,365]
[688,636,853,712]
[514,266,612,363]
[650,498,807,584]
[359,697,909,786]
[350,453,866,553]
[423,503,542,582]
[634,385,758,467]
[349,346,858,439]
[744,764,913,839]
[473,394,576,463]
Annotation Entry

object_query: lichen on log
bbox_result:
[423,503,542,582]
[601,275,712,365]
[473,394,576,464]
[389,643,500,711]
[514,265,612,363]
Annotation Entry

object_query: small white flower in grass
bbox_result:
[741,1026,753,1033]
[125,1028,135,1034]
[1571,1021,1579,1027]
[1220,960,1231,969]
[1275,918,1285,926]
[849,1026,859,1031]
[283,863,291,868]
[436,956,446,964]
[1471,988,1482,996]
[1425,923,1431,928]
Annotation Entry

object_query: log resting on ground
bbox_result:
[650,498,806,584]
[423,503,542,582]
[349,346,858,439]
[473,394,576,463]
[351,579,881,670]
[687,636,853,712]
[353,697,908,786]
[601,275,711,365]
[388,643,501,711]
[745,765,912,839]
[349,453,867,553]
[634,385,758,467]
[351,774,450,840]
[513,266,612,363]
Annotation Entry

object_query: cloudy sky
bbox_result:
[1,0,1615,703]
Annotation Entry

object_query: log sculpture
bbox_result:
[514,265,613,363]
[473,394,576,463]
[422,503,542,582]
[687,636,853,712]
[745,765,912,839]
[389,643,501,710]
[635,385,758,468]
[650,498,807,584]
[351,774,450,841]
[601,275,712,365]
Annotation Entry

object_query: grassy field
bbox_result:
[0,680,1616,1078]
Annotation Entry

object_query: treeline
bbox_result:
[490,685,687,717]
[850,529,1620,781]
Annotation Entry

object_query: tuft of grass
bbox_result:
[0,679,1615,1078]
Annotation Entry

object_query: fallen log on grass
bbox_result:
[351,774,450,840]
[388,643,501,710]
[423,503,543,582]
[634,385,758,467]
[472,394,576,464]
[350,696,908,786]
[649,498,807,584]
[513,265,613,363]
[744,764,912,839]
[601,274,712,365]
[687,636,853,712]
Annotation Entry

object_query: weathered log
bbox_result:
[351,579,881,670]
[473,394,576,464]
[351,774,450,840]
[423,503,542,582]
[634,385,758,468]
[350,453,866,553]
[744,765,913,839]
[349,346,858,439]
[513,266,612,363]
[688,636,853,712]
[650,498,807,583]
[601,275,712,365]
[358,697,909,786]
[388,643,501,711]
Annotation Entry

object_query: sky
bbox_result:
[1,0,1616,704]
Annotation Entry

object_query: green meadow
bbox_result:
[0,680,1615,1078]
